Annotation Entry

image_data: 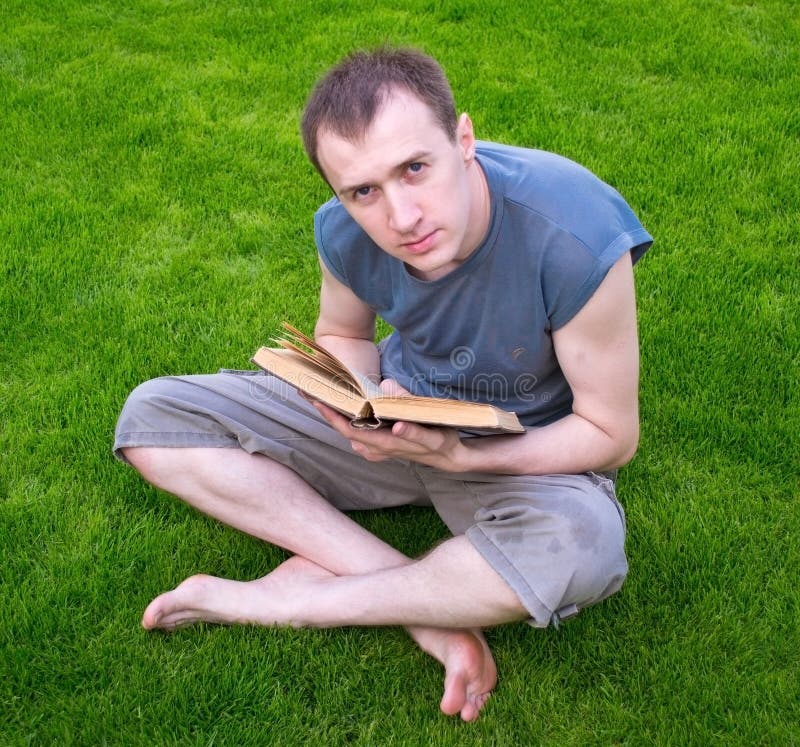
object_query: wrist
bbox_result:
[450,434,533,476]
[450,437,479,473]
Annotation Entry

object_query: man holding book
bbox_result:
[114,47,652,722]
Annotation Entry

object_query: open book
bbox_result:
[251,323,525,434]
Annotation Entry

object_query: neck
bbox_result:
[463,158,491,257]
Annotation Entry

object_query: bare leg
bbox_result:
[143,550,511,720]
[142,537,526,628]
[124,447,519,721]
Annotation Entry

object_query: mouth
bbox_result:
[401,230,438,255]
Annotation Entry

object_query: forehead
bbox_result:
[316,91,453,192]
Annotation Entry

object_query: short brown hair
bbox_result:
[301,47,458,179]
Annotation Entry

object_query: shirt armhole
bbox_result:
[549,229,653,330]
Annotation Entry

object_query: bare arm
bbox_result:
[460,251,640,474]
[314,258,381,383]
[313,252,641,475]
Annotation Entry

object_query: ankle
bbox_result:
[407,625,473,662]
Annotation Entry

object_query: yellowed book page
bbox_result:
[272,337,359,388]
[274,322,381,398]
[279,323,353,374]
[251,347,367,418]
[278,322,386,398]
[371,396,525,433]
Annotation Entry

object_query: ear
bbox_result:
[456,112,477,163]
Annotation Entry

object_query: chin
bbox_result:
[408,255,459,280]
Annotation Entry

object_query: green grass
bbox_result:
[2,0,798,744]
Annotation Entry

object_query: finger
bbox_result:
[312,402,395,455]
[391,420,437,446]
[350,442,389,462]
[311,400,353,433]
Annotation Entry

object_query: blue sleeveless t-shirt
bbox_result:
[314,142,652,428]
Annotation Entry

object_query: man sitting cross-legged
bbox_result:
[115,47,652,722]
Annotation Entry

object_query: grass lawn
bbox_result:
[2,0,798,744]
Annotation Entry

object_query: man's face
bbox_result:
[316,90,489,281]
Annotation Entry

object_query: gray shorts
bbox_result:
[114,371,628,628]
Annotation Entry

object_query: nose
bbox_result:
[386,187,422,234]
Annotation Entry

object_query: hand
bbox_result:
[310,400,471,473]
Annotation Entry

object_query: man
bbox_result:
[114,47,651,722]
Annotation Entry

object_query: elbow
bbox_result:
[614,440,639,469]
[609,421,640,469]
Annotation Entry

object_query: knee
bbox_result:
[119,445,169,485]
[114,377,181,480]
[118,377,175,423]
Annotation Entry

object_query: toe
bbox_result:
[439,671,467,717]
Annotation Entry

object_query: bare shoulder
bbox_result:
[553,252,637,351]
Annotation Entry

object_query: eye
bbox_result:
[353,186,373,200]
[407,162,424,174]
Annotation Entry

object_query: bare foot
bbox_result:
[142,557,497,722]
[412,626,497,722]
[141,556,332,630]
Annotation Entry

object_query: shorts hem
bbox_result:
[112,432,241,464]
[465,525,554,628]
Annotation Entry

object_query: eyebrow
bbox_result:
[336,150,433,198]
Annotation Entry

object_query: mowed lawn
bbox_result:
[1,1,798,744]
